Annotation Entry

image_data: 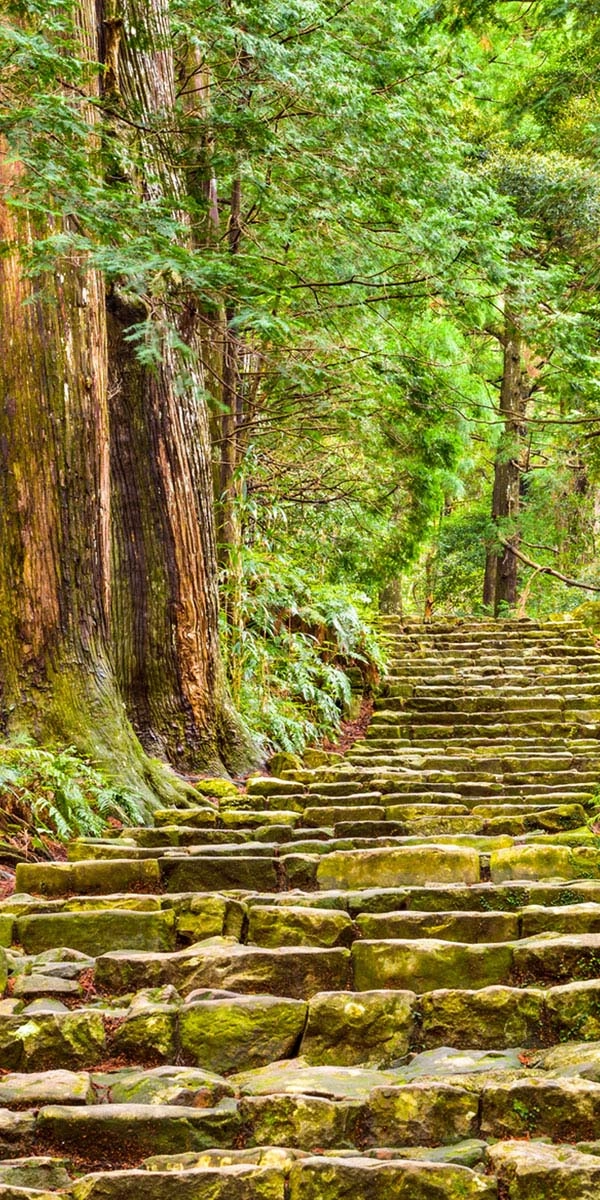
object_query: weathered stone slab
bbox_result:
[356,910,518,943]
[16,910,175,956]
[488,1138,600,1199]
[287,1157,497,1199]
[35,1103,242,1161]
[317,845,480,890]
[71,1165,286,1200]
[247,905,355,948]
[482,1076,600,1140]
[96,944,351,999]
[362,1082,480,1146]
[161,856,278,893]
[490,844,600,883]
[301,990,415,1066]
[0,1070,93,1107]
[15,859,161,898]
[92,1065,234,1107]
[179,996,307,1073]
[420,985,545,1049]
[0,1011,106,1071]
[353,939,513,994]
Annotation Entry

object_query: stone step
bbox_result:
[375,696,568,712]
[354,931,600,993]
[7,614,600,1197]
[26,1157,499,1198]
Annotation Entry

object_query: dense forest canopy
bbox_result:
[2,0,600,818]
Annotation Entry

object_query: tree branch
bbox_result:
[500,539,600,593]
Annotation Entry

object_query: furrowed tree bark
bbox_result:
[0,226,184,811]
[484,308,528,614]
[0,3,214,808]
[103,0,255,773]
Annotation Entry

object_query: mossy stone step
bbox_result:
[16,909,176,956]
[94,943,351,998]
[71,1165,287,1200]
[65,1159,497,1200]
[178,995,307,1072]
[488,1140,600,1200]
[7,614,600,1198]
[247,905,355,948]
[420,979,600,1048]
[34,1102,243,1163]
[300,806,386,827]
[490,844,600,882]
[353,931,600,993]
[356,910,519,943]
[316,845,481,890]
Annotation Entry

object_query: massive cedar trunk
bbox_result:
[103,0,254,772]
[484,309,527,614]
[0,161,181,809]
[0,3,221,805]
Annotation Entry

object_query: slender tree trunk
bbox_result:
[485,309,527,614]
[104,0,254,773]
[379,579,403,616]
[482,550,498,610]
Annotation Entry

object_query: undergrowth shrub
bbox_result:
[223,550,386,755]
[0,741,143,857]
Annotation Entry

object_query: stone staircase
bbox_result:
[5,617,600,1197]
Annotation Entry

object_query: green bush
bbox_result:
[223,550,386,755]
[0,741,143,851]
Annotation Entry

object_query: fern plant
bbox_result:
[222,549,386,755]
[0,741,143,856]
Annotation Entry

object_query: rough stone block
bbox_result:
[301,990,415,1066]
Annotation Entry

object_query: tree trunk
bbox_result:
[485,310,527,614]
[105,0,255,773]
[0,156,186,810]
[379,579,403,615]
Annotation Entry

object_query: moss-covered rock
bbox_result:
[420,985,545,1050]
[232,1060,398,1101]
[482,1076,600,1141]
[301,990,415,1067]
[71,1165,286,1200]
[0,916,14,949]
[195,779,241,799]
[544,980,600,1042]
[0,1069,93,1107]
[16,910,175,956]
[287,1156,497,1199]
[35,1102,243,1162]
[353,938,513,994]
[0,1010,106,1071]
[179,995,307,1073]
[0,944,8,994]
[491,844,600,883]
[268,752,302,775]
[317,845,480,891]
[175,897,246,944]
[161,855,278,893]
[302,750,343,768]
[94,1065,235,1107]
[15,859,161,898]
[241,1094,361,1149]
[363,1081,479,1146]
[488,1139,600,1200]
[247,777,305,798]
[0,1158,72,1190]
[247,905,355,949]
[154,807,216,827]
